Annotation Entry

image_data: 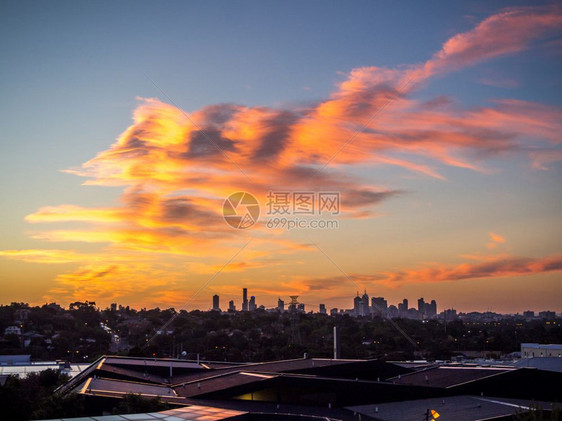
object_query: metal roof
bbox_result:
[39,404,247,420]
[348,395,558,421]
[389,365,514,388]
[79,377,176,398]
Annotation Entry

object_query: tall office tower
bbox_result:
[429,300,437,317]
[371,297,388,315]
[418,298,425,315]
[228,300,235,312]
[361,290,370,316]
[297,303,305,313]
[242,288,248,311]
[401,298,409,314]
[353,294,362,316]
[249,296,256,311]
[277,298,285,312]
[319,303,326,314]
[212,294,220,311]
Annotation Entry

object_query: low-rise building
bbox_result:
[521,343,562,358]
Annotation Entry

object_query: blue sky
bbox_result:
[1,1,561,312]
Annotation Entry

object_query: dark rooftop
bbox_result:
[390,365,514,388]
[348,395,559,421]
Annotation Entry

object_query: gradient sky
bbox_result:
[1,1,561,314]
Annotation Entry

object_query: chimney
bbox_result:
[333,326,341,359]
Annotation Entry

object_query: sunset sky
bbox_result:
[1,1,561,313]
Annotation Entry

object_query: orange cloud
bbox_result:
[376,254,562,286]
[0,249,85,264]
[487,232,506,249]
[423,5,562,76]
[298,254,562,291]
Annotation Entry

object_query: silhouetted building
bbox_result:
[539,311,556,320]
[330,307,338,316]
[297,303,305,313]
[523,311,535,318]
[398,299,408,316]
[418,298,425,314]
[371,297,388,316]
[212,294,220,311]
[228,300,235,312]
[442,308,458,321]
[429,299,437,317]
[417,298,437,319]
[319,304,326,314]
[249,296,257,312]
[242,288,248,312]
[277,298,285,312]
[354,294,362,316]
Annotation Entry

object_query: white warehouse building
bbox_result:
[521,343,562,358]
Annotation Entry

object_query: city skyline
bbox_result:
[1,2,561,314]
[204,288,555,317]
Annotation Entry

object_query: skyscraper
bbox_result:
[418,298,425,314]
[361,290,370,316]
[277,297,285,312]
[228,300,235,312]
[319,303,326,314]
[242,288,248,312]
[354,294,362,316]
[212,294,220,311]
[429,300,437,317]
[371,297,388,316]
[249,296,256,311]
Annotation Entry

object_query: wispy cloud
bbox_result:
[487,232,506,249]
[297,254,562,291]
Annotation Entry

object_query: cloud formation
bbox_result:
[296,254,562,293]
[2,5,562,306]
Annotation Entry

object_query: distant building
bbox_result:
[277,298,285,312]
[4,326,21,336]
[442,308,458,321]
[371,297,388,316]
[297,303,305,313]
[361,291,370,316]
[521,343,562,358]
[110,303,117,312]
[417,298,437,319]
[228,300,235,312]
[14,309,30,322]
[319,304,326,314]
[242,288,248,311]
[330,308,338,316]
[429,300,437,317]
[249,296,257,312]
[354,294,362,316]
[539,311,556,319]
[212,295,220,311]
[523,311,535,318]
[418,298,425,314]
